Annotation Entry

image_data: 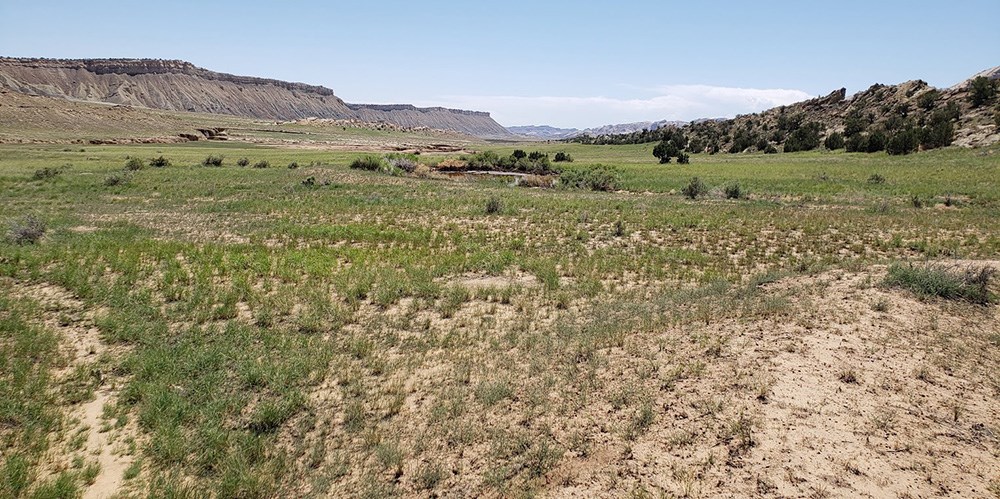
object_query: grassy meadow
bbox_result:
[2,140,999,497]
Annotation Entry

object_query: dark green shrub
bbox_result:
[124,157,145,171]
[884,263,996,305]
[724,183,744,199]
[511,149,527,160]
[917,89,940,110]
[7,215,45,244]
[681,177,708,199]
[824,132,845,150]
[553,151,573,162]
[149,156,171,167]
[676,153,690,164]
[252,160,270,169]
[237,157,250,167]
[886,129,919,155]
[783,122,822,152]
[865,130,887,153]
[202,155,224,167]
[485,197,503,215]
[287,161,300,169]
[32,166,63,180]
[969,76,997,107]
[104,172,131,186]
[349,156,386,171]
[653,140,679,163]
[867,173,886,184]
[466,150,503,169]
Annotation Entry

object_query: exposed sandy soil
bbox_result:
[12,281,136,499]
[283,263,1000,497]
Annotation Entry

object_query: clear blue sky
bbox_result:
[2,0,998,128]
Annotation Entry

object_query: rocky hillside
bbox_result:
[574,68,1000,152]
[0,57,513,139]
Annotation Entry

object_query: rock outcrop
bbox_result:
[0,57,514,139]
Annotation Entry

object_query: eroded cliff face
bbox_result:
[0,58,512,138]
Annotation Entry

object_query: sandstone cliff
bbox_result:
[0,58,513,139]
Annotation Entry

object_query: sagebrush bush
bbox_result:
[867,173,886,184]
[884,263,996,305]
[7,215,46,245]
[150,156,171,167]
[124,157,145,171]
[349,156,387,172]
[237,158,250,167]
[385,153,419,173]
[32,166,63,180]
[202,155,224,167]
[724,183,744,199]
[104,172,131,186]
[559,164,622,192]
[484,197,503,215]
[252,160,270,169]
[287,161,300,169]
[682,177,708,199]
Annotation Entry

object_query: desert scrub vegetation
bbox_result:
[465,149,556,174]
[884,262,996,305]
[201,154,224,167]
[149,155,171,167]
[558,164,622,191]
[32,165,65,180]
[682,176,709,199]
[6,215,46,244]
[1,140,999,497]
[124,157,145,171]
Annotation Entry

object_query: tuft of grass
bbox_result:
[867,173,886,184]
[414,462,445,490]
[475,379,513,407]
[7,215,46,245]
[884,263,996,305]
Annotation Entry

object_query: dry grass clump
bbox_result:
[518,175,555,188]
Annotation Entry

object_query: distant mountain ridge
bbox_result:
[509,119,689,140]
[0,57,514,139]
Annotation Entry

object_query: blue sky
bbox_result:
[2,0,998,128]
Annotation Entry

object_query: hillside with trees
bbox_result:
[569,68,1000,155]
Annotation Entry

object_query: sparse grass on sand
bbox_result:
[1,140,998,497]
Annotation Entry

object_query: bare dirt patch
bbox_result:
[12,281,137,499]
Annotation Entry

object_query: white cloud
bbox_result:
[414,85,812,129]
